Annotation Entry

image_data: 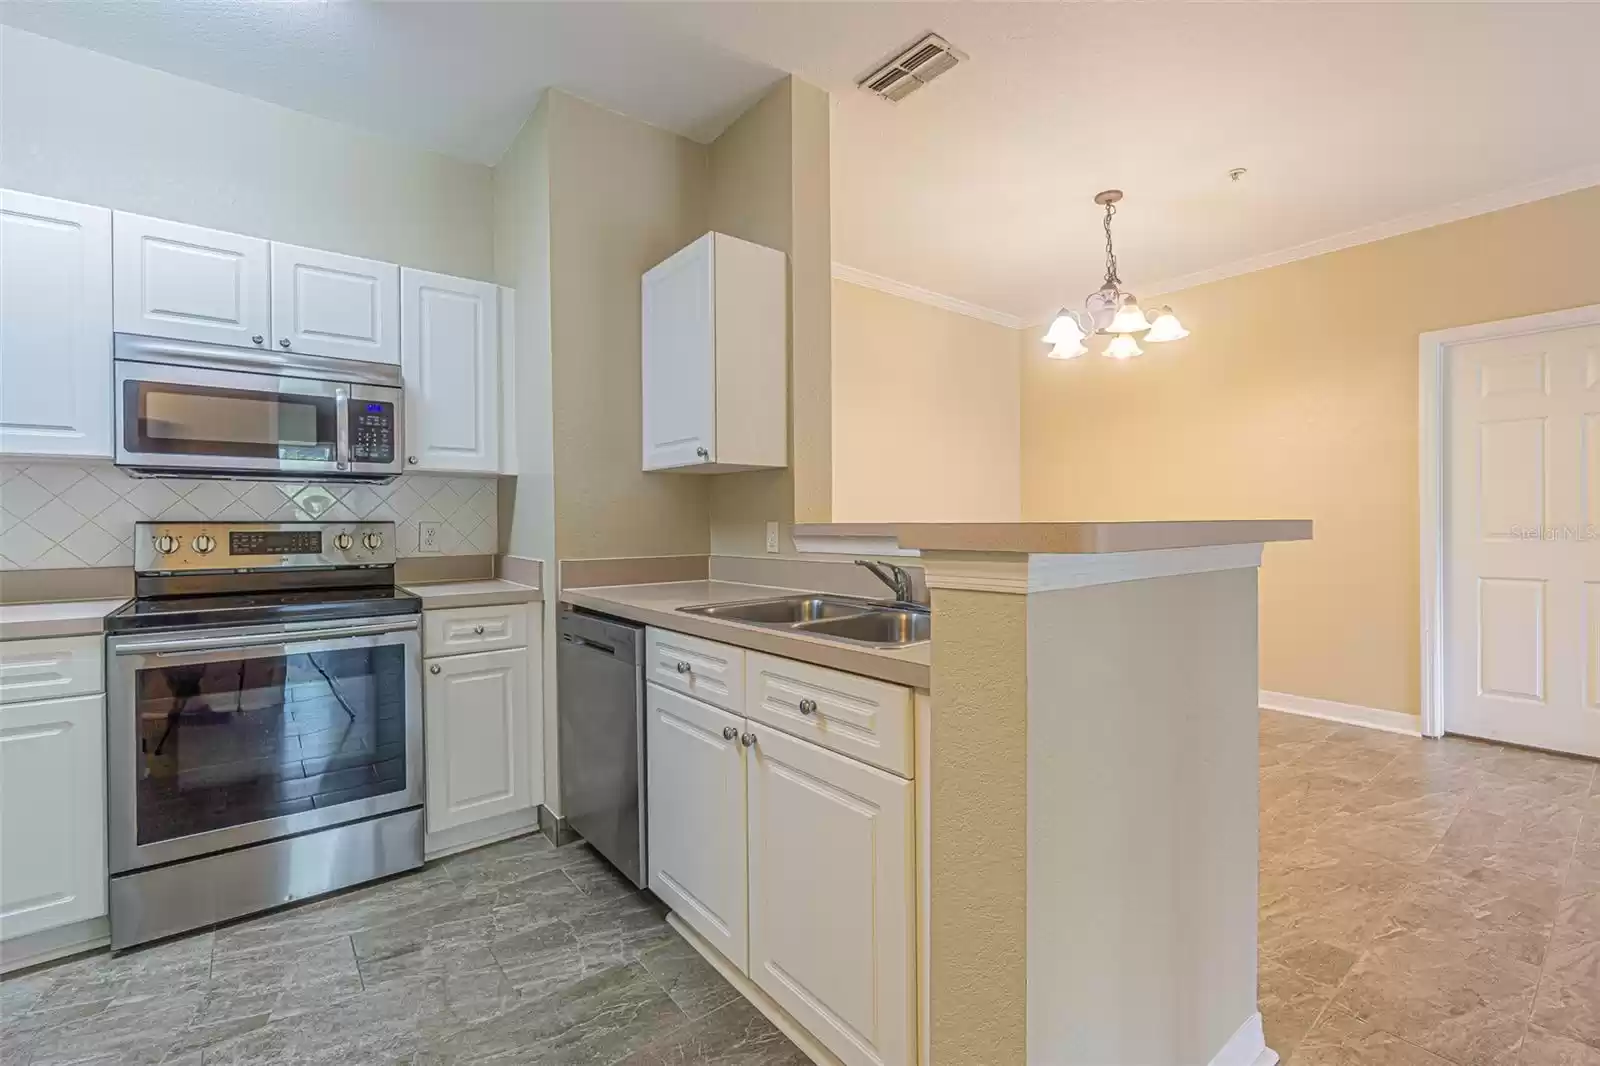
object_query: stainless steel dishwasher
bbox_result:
[557,607,647,887]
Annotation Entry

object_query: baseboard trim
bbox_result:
[1,917,109,976]
[666,912,845,1066]
[1261,690,1421,736]
[1210,1012,1279,1066]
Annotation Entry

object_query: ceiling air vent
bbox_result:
[858,33,967,102]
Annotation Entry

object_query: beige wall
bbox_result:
[832,280,1022,522]
[1022,185,1600,716]
[1,28,493,279]
[707,77,834,556]
[546,92,712,560]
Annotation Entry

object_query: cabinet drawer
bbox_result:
[645,628,744,713]
[0,635,104,705]
[424,605,528,656]
[745,651,912,777]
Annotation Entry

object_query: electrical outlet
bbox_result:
[765,521,781,554]
[419,522,442,553]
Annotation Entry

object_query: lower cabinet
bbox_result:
[0,692,107,943]
[644,638,916,1066]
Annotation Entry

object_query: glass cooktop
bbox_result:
[105,586,422,634]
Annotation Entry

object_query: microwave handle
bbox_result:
[335,386,350,471]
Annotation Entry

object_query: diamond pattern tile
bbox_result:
[0,461,497,570]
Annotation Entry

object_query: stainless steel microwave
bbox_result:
[114,334,404,481]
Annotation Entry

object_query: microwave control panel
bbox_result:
[351,401,396,464]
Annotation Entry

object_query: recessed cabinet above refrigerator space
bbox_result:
[641,232,788,473]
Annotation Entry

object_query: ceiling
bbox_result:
[6,2,1600,322]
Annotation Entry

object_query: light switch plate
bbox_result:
[765,521,780,554]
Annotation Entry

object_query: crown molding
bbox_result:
[831,263,1025,330]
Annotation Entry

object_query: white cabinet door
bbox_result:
[271,243,399,364]
[0,191,113,458]
[641,234,716,470]
[400,268,499,472]
[746,723,914,1066]
[0,694,107,940]
[423,647,531,834]
[112,212,269,348]
[646,682,748,969]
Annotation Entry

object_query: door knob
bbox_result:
[798,698,818,716]
[675,661,692,674]
[429,664,441,675]
[279,338,291,349]
[740,732,756,747]
[722,726,738,741]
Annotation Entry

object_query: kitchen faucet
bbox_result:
[855,559,916,604]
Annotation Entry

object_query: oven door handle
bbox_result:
[112,619,418,656]
[335,385,351,471]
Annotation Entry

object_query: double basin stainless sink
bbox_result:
[679,594,930,647]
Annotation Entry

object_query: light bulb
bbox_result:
[1042,310,1086,347]
[1145,307,1189,342]
[1106,296,1151,335]
[1047,340,1087,360]
[1104,333,1143,360]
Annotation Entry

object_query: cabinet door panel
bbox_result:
[401,268,499,471]
[747,724,914,1066]
[271,243,399,364]
[0,694,107,940]
[645,683,747,969]
[1,191,113,459]
[424,648,530,833]
[112,212,269,347]
[641,234,715,470]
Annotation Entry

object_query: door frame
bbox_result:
[1418,302,1600,739]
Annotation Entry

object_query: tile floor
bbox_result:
[1,710,1595,1066]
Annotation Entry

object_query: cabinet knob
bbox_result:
[252,335,264,345]
[408,456,419,465]
[279,338,291,349]
[675,661,692,674]
[429,664,441,675]
[722,726,738,741]
[740,732,757,747]
[695,446,709,459]
[798,698,818,716]
[473,625,485,635]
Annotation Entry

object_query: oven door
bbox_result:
[114,338,403,479]
[106,615,422,874]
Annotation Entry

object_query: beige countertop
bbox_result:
[561,580,930,690]
[0,598,128,641]
[404,579,542,611]
[795,519,1312,553]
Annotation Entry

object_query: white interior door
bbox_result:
[1446,322,1600,757]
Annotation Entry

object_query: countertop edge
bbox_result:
[403,580,543,611]
[794,519,1314,554]
[560,587,930,690]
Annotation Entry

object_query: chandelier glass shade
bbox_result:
[1043,190,1189,360]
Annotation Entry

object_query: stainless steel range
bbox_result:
[104,520,423,950]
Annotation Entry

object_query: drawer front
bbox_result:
[0,635,104,705]
[645,628,744,714]
[424,605,528,656]
[745,651,912,777]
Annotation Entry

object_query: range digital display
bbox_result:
[229,530,322,556]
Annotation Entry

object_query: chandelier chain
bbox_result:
[1102,201,1120,289]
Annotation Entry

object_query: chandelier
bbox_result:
[1043,190,1188,360]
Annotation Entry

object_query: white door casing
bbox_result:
[641,234,716,470]
[400,268,499,472]
[423,647,531,833]
[1423,306,1600,756]
[270,243,399,364]
[645,682,748,969]
[0,191,113,458]
[112,212,270,348]
[745,723,915,1066]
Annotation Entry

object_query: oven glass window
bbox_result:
[133,644,408,845]
[124,380,337,462]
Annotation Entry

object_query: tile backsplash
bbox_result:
[0,461,497,570]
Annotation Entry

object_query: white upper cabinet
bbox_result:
[0,191,113,458]
[400,268,499,472]
[642,232,787,473]
[112,212,270,348]
[271,243,399,364]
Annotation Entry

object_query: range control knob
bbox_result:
[154,534,181,555]
[191,534,216,555]
[333,533,354,551]
[362,531,384,551]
